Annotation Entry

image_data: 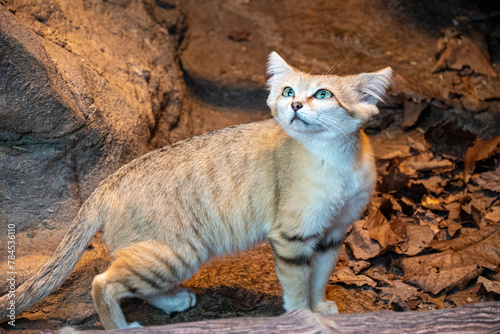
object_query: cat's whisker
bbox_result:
[325,55,351,76]
[321,54,345,77]
[314,115,350,136]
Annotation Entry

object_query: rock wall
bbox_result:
[0,0,187,280]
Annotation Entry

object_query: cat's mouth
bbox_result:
[290,115,309,125]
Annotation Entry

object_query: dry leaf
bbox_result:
[475,165,500,193]
[447,221,462,237]
[417,209,442,235]
[425,121,476,159]
[378,280,419,309]
[345,220,382,260]
[347,259,371,274]
[401,228,500,294]
[396,224,435,256]
[417,292,446,309]
[477,276,500,295]
[402,100,428,129]
[464,135,500,182]
[364,210,403,250]
[445,283,482,307]
[445,202,461,221]
[329,267,377,287]
[485,206,500,223]
[407,135,431,152]
[401,152,454,173]
[429,225,500,252]
[410,176,446,196]
[421,194,447,211]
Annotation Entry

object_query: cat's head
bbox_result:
[266,52,392,140]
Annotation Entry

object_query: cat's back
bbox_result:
[102,120,287,188]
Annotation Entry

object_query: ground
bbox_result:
[1,0,499,332]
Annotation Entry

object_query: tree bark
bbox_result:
[60,302,500,333]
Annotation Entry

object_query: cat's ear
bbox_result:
[267,52,295,87]
[349,67,392,120]
[356,67,392,105]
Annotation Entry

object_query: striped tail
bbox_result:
[0,197,103,323]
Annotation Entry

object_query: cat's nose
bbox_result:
[291,102,303,112]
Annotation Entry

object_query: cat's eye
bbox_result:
[282,87,295,97]
[314,89,333,99]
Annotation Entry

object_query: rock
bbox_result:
[0,0,185,291]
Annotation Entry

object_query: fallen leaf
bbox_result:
[464,135,500,182]
[345,220,382,260]
[378,159,411,192]
[445,202,461,221]
[425,121,476,159]
[396,224,435,256]
[363,267,393,286]
[401,152,454,172]
[346,259,371,275]
[429,224,499,251]
[477,276,500,295]
[410,176,446,196]
[445,283,482,307]
[377,280,419,310]
[475,165,500,193]
[416,209,442,235]
[401,228,500,294]
[329,267,377,287]
[398,197,416,215]
[417,292,447,309]
[364,210,403,250]
[379,194,403,216]
[485,206,500,223]
[447,221,462,237]
[421,194,447,212]
[402,100,429,129]
[407,135,431,153]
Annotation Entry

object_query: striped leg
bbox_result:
[311,238,342,314]
[91,241,194,329]
[269,231,317,311]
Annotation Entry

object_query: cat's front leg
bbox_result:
[310,236,343,314]
[268,231,317,311]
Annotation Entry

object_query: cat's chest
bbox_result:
[310,163,368,203]
[298,159,374,230]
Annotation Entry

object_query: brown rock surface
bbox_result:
[0,0,186,307]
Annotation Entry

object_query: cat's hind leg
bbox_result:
[92,271,142,330]
[92,241,191,329]
[144,287,196,314]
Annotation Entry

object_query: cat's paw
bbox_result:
[313,301,338,314]
[146,289,196,314]
[126,321,143,328]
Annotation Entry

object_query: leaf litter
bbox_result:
[336,121,500,312]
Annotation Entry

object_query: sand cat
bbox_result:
[0,52,391,329]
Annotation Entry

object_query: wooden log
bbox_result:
[60,302,500,333]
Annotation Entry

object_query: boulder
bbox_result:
[0,0,186,292]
